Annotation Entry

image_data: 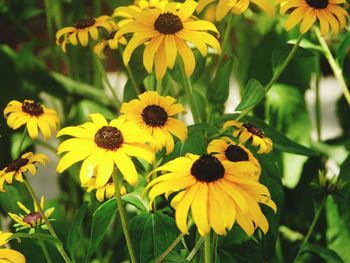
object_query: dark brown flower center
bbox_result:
[22,100,43,116]
[23,212,42,227]
[242,123,265,138]
[154,13,183,34]
[74,18,96,29]
[305,0,328,9]
[191,154,225,182]
[225,145,249,162]
[142,105,168,127]
[94,126,123,150]
[5,158,29,172]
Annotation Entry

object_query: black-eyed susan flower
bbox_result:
[279,0,348,35]
[56,113,155,187]
[120,91,187,155]
[0,152,48,192]
[114,0,221,79]
[113,0,173,27]
[0,231,26,263]
[146,153,276,236]
[8,196,55,233]
[197,0,275,20]
[4,99,59,140]
[208,138,261,180]
[94,30,127,58]
[56,15,115,52]
[85,177,127,202]
[224,120,273,154]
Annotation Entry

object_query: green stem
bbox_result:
[16,127,28,157]
[314,28,350,105]
[93,54,121,109]
[16,123,71,263]
[23,180,72,263]
[112,172,137,263]
[38,238,53,263]
[186,237,204,261]
[44,0,58,71]
[236,34,304,121]
[118,47,141,95]
[179,61,201,124]
[204,234,211,263]
[315,75,322,142]
[156,78,162,94]
[217,14,233,68]
[155,233,185,263]
[212,233,218,263]
[293,195,327,263]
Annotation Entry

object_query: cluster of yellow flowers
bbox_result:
[56,0,348,79]
[2,91,275,238]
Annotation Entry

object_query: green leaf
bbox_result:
[220,114,319,156]
[337,31,350,66]
[302,244,344,263]
[51,72,111,106]
[129,211,182,263]
[188,123,219,135]
[10,233,62,247]
[326,197,350,262]
[272,44,315,70]
[207,57,233,104]
[235,79,265,111]
[180,131,206,155]
[121,193,148,212]
[85,198,117,261]
[67,202,88,260]
[150,252,189,263]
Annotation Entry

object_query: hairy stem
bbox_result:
[314,27,350,105]
[112,172,137,263]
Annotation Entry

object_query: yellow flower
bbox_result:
[0,231,26,263]
[4,99,59,140]
[197,0,275,21]
[114,0,221,79]
[224,120,273,154]
[94,30,127,58]
[120,91,187,155]
[113,0,173,27]
[56,113,155,187]
[146,153,276,236]
[279,0,348,35]
[85,178,127,202]
[56,15,116,52]
[8,196,55,233]
[0,152,48,192]
[208,138,261,180]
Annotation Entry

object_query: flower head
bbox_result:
[8,196,55,233]
[146,153,276,236]
[208,138,261,180]
[0,152,48,192]
[120,91,187,154]
[197,0,275,20]
[113,0,171,25]
[4,100,59,140]
[56,15,116,52]
[85,177,127,202]
[279,0,348,35]
[94,30,127,58]
[224,120,273,154]
[114,0,221,79]
[56,114,155,187]
[0,231,26,263]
